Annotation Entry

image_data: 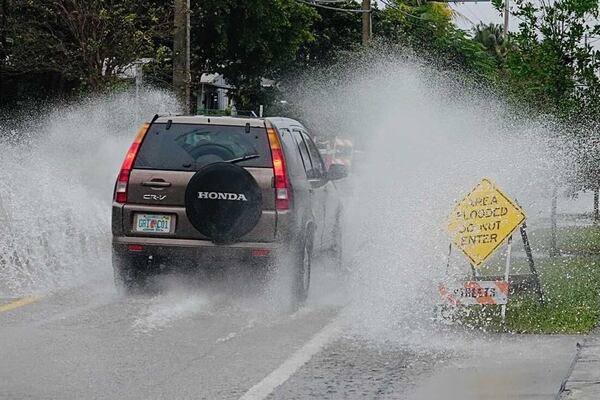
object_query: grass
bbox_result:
[453,256,600,334]
[530,225,600,255]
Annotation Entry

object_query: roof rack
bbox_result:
[152,112,183,119]
[195,108,261,118]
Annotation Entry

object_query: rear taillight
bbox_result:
[128,244,144,252]
[251,249,270,257]
[114,123,150,203]
[267,125,290,210]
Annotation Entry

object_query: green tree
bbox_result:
[295,0,362,68]
[502,0,600,117]
[1,0,170,102]
[375,0,497,81]
[189,0,318,110]
[501,0,600,218]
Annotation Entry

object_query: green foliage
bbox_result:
[472,0,600,196]
[375,1,498,82]
[1,0,171,101]
[296,0,362,68]
[2,0,503,109]
[5,0,598,136]
[473,23,507,65]
[503,0,600,119]
[189,0,319,109]
[142,45,174,89]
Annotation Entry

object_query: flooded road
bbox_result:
[0,265,578,399]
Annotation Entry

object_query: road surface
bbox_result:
[0,264,579,400]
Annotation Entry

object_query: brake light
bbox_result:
[267,125,290,210]
[114,123,150,203]
[128,244,144,252]
[251,249,270,257]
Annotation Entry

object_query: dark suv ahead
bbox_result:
[112,115,347,305]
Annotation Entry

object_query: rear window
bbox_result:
[134,123,273,171]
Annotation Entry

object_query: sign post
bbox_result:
[501,235,512,322]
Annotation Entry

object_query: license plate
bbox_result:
[134,214,172,233]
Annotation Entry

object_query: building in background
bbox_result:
[197,73,233,114]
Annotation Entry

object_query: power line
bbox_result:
[296,0,369,13]
[587,36,600,44]
[299,0,423,21]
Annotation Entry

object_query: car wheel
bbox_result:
[291,231,313,309]
[112,252,148,295]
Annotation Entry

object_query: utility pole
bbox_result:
[0,0,8,86]
[173,0,191,114]
[362,0,371,46]
[503,0,509,36]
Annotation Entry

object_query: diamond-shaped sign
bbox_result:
[448,178,526,267]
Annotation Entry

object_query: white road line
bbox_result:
[239,319,342,400]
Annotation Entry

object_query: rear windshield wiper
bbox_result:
[226,154,260,164]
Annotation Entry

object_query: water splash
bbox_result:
[0,51,578,341]
[285,49,566,339]
[0,89,179,297]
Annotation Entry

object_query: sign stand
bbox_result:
[445,243,453,276]
[441,222,544,320]
[501,235,513,322]
[470,264,478,278]
[440,178,544,320]
[520,222,544,304]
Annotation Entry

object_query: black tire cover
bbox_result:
[185,162,263,242]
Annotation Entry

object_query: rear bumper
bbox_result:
[112,236,283,263]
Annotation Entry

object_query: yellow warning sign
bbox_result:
[448,178,526,267]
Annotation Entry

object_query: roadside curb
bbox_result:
[558,328,600,399]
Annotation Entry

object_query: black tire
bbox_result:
[112,252,149,295]
[291,231,313,309]
[185,162,263,243]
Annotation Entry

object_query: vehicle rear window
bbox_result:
[134,123,273,170]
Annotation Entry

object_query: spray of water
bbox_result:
[0,50,574,343]
[0,89,179,297]
[286,49,565,342]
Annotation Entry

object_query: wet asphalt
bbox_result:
[0,266,580,400]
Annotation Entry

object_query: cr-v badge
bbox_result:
[198,192,248,201]
[144,194,167,201]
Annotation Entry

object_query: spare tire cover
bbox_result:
[185,162,263,242]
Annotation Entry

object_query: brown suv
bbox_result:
[112,115,347,306]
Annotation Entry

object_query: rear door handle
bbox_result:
[142,181,172,188]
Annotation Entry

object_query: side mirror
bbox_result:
[327,163,348,181]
